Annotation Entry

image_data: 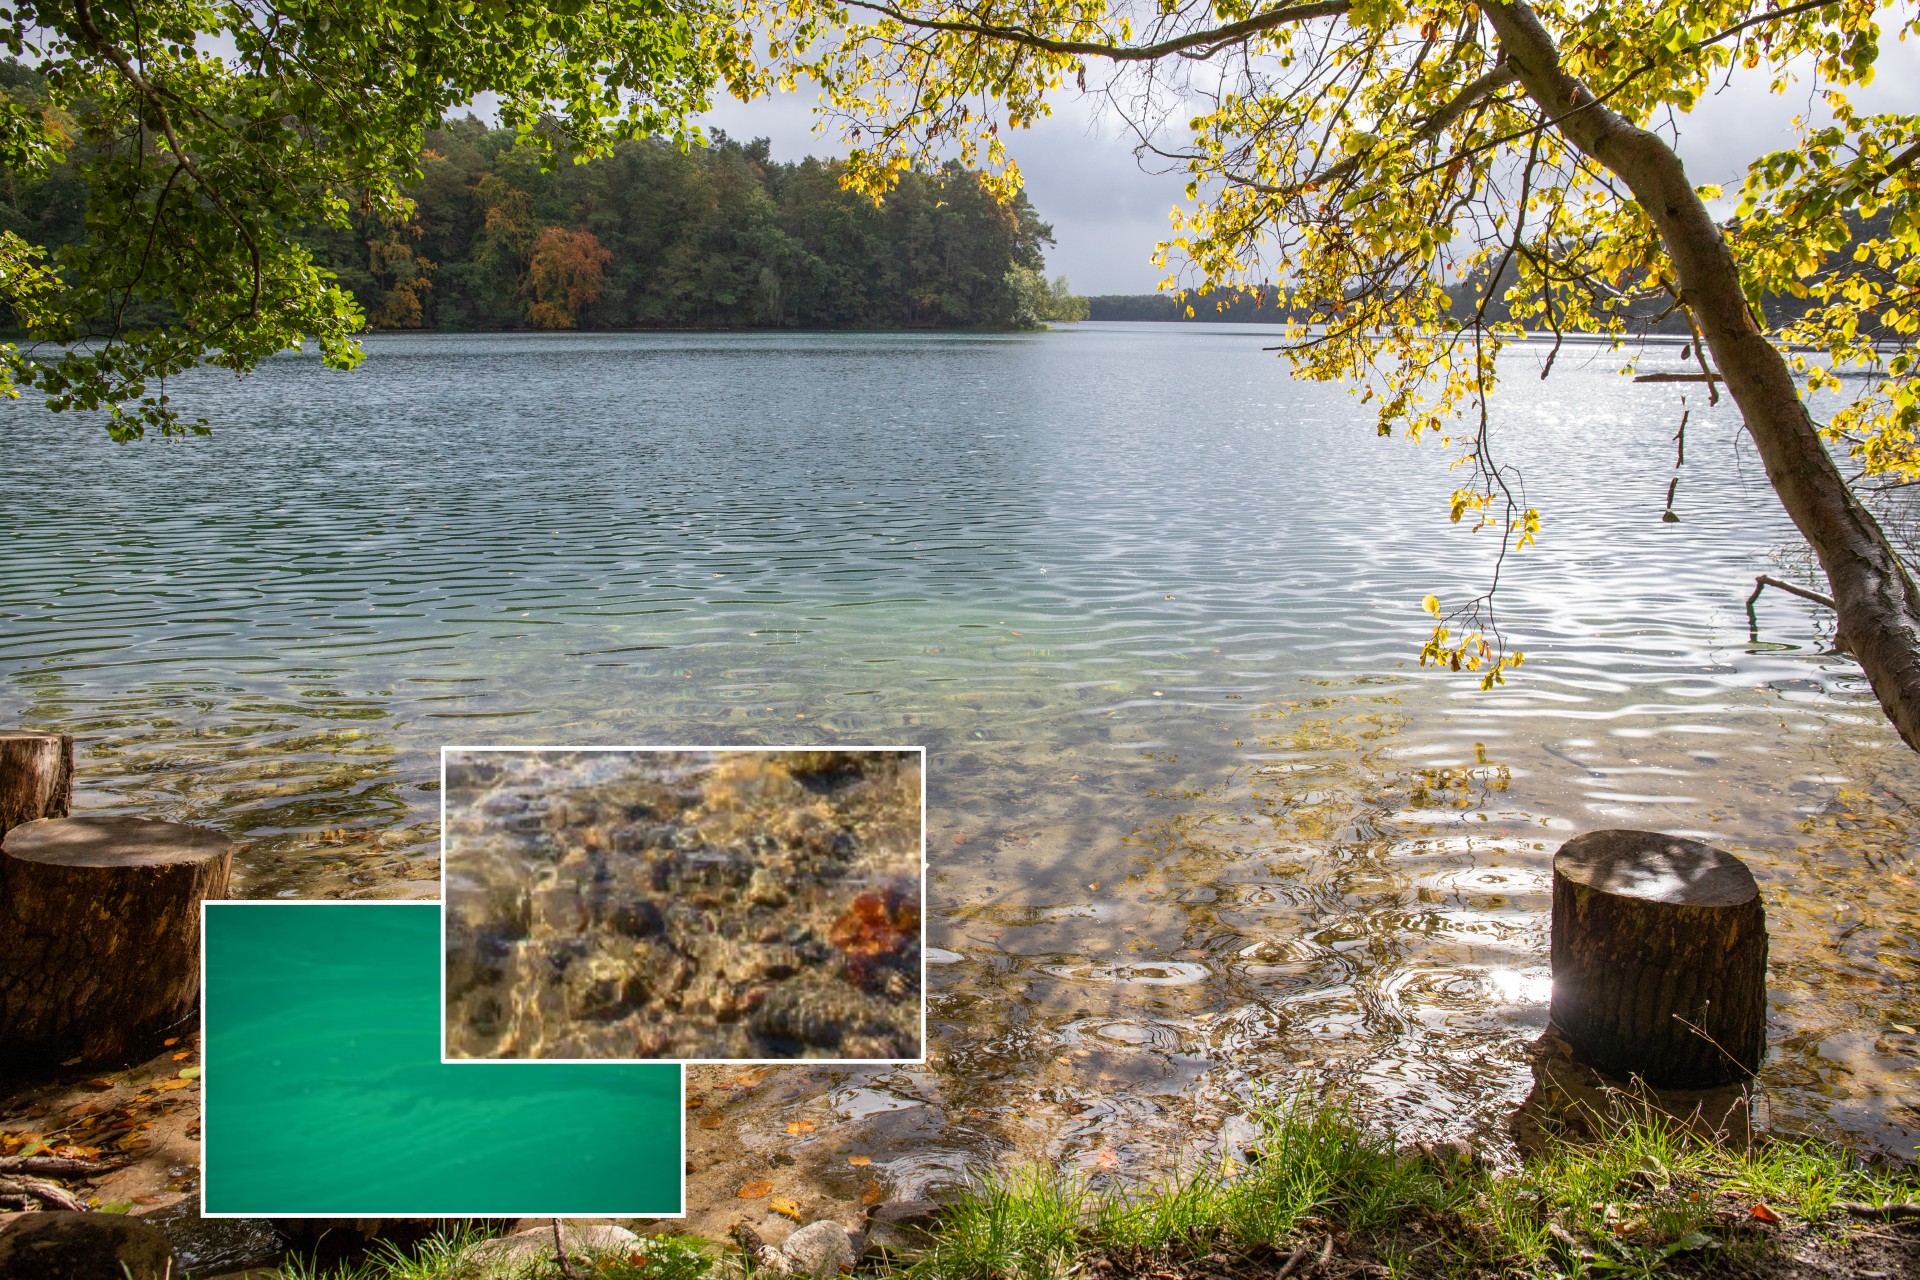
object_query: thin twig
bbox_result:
[1834,1201,1920,1222]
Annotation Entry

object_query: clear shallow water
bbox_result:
[4,326,1918,1203]
[202,902,680,1214]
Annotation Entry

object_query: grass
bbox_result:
[910,1096,1920,1280]
[256,1099,1919,1280]
[265,1226,717,1280]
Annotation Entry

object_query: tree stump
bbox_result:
[0,731,73,836]
[1550,829,1766,1088]
[0,816,231,1072]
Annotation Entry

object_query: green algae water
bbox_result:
[202,902,681,1215]
[4,327,1917,1223]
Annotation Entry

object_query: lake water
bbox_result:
[4,325,1917,1215]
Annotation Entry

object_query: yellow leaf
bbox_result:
[771,1197,803,1221]
[786,1120,815,1134]
[847,1155,871,1167]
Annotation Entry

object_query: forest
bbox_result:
[0,65,1087,335]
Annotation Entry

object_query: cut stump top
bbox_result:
[1555,829,1757,908]
[1,815,230,868]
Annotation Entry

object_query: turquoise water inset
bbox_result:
[202,902,682,1215]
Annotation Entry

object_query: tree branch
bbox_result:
[839,0,1352,62]
[70,0,263,317]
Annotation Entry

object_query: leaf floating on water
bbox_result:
[847,1155,871,1167]
[737,1181,774,1199]
[787,1120,814,1134]
[861,1183,885,1206]
[1893,1024,1917,1035]
[1093,1149,1120,1170]
[770,1197,803,1221]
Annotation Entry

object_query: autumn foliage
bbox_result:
[524,227,612,330]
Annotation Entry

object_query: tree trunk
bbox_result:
[0,815,231,1073]
[0,731,73,836]
[1480,0,1920,752]
[1549,829,1766,1088]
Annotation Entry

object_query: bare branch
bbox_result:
[840,0,1352,63]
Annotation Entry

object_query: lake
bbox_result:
[4,324,1916,1216]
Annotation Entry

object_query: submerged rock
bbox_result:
[781,1220,857,1278]
[470,1222,639,1268]
[444,749,922,1060]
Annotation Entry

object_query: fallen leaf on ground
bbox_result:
[171,1052,190,1062]
[699,1113,726,1130]
[847,1155,871,1167]
[686,1095,704,1108]
[771,1198,803,1221]
[162,1039,178,1048]
[1749,1203,1783,1223]
[861,1183,885,1206]
[178,1066,201,1079]
[737,1181,774,1199]
[787,1121,814,1134]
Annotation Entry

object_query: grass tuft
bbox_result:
[260,1101,1917,1280]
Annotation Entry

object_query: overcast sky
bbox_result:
[699,40,1920,295]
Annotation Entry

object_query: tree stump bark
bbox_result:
[1549,829,1766,1088]
[0,731,73,836]
[0,816,231,1073]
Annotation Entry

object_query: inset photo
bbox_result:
[442,746,924,1063]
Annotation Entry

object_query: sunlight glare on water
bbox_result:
[3,325,1917,1207]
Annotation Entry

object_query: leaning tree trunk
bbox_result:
[0,731,73,835]
[0,815,231,1071]
[1481,0,1920,753]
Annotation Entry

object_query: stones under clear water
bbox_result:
[443,749,923,1060]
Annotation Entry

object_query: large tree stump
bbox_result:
[0,731,73,836]
[1550,829,1766,1088]
[0,816,231,1072]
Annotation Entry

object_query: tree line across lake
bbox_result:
[0,69,1088,335]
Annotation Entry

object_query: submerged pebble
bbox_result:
[444,749,922,1060]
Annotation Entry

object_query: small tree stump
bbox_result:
[0,816,231,1072]
[1550,829,1766,1088]
[0,731,73,836]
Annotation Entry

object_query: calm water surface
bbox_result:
[4,326,1917,1203]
